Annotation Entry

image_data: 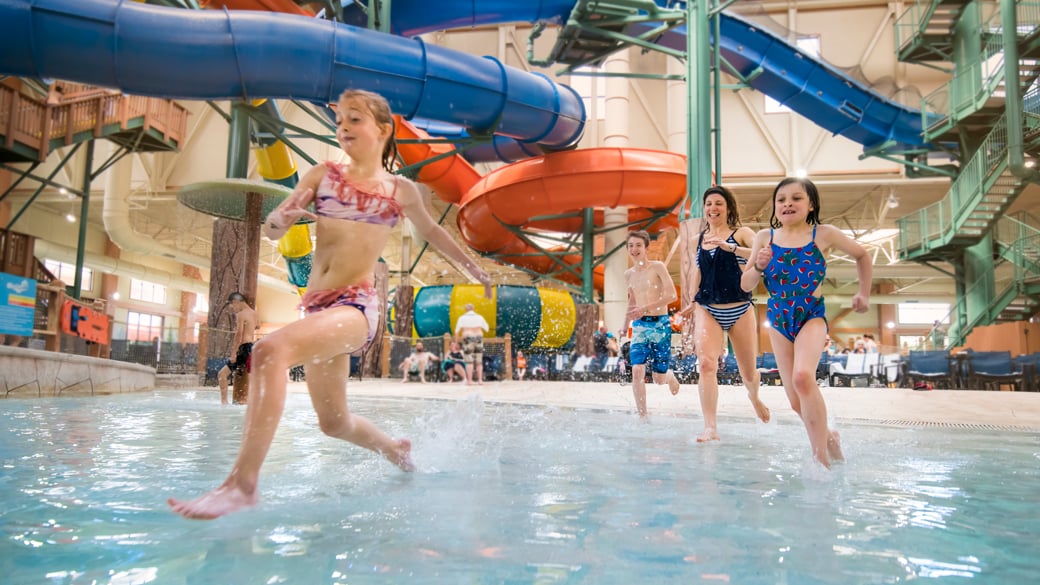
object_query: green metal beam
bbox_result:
[245,104,338,151]
[4,144,83,231]
[367,0,391,33]
[71,140,94,300]
[408,203,455,274]
[289,99,337,132]
[0,162,45,203]
[581,208,594,301]
[245,109,323,167]
[227,103,251,178]
[686,0,710,216]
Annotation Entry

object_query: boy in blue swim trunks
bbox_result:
[620,230,681,418]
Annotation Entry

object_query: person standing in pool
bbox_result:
[168,89,491,519]
[740,177,871,468]
[216,292,258,405]
[680,186,770,442]
[620,230,681,418]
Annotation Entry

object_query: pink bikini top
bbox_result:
[314,162,403,227]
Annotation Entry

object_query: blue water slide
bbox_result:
[341,0,931,150]
[629,12,931,148]
[0,0,584,149]
[337,0,577,37]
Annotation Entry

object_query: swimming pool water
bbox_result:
[0,391,1037,584]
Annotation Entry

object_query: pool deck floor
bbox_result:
[294,378,1040,431]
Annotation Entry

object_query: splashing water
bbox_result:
[0,391,1037,584]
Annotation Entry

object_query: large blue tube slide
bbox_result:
[0,0,585,150]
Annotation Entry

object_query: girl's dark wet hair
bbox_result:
[702,185,741,228]
[337,89,398,172]
[769,177,821,228]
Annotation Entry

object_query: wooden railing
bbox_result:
[0,228,36,278]
[0,82,189,160]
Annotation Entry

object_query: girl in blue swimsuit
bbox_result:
[741,178,872,468]
[681,186,770,442]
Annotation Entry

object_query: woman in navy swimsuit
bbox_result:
[169,89,492,519]
[682,186,770,443]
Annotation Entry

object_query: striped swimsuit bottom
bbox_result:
[703,302,752,332]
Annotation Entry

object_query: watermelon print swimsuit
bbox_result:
[762,225,828,342]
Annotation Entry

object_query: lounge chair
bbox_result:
[904,350,953,389]
[966,351,1025,391]
[830,353,872,387]
[756,352,781,386]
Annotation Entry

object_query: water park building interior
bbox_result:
[1,0,1039,376]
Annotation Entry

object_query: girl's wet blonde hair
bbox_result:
[337,89,398,172]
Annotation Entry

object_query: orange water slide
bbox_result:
[394,116,480,205]
[395,118,688,288]
[201,0,311,16]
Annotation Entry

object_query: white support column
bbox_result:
[667,57,687,153]
[669,56,699,354]
[602,49,631,332]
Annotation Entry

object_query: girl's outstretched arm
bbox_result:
[263,165,323,240]
[397,178,492,297]
[819,224,872,312]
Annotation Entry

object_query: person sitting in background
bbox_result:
[592,324,610,370]
[399,342,438,383]
[441,341,466,382]
[852,338,867,354]
[515,350,528,381]
[862,333,879,353]
[605,332,620,357]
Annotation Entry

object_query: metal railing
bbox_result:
[936,216,1040,347]
[897,113,1011,253]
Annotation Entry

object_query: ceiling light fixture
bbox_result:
[886,192,900,209]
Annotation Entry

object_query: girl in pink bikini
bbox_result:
[169,89,491,519]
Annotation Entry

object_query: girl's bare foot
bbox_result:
[696,428,720,443]
[668,377,680,396]
[386,438,415,472]
[167,483,258,520]
[827,430,845,462]
[749,394,771,423]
